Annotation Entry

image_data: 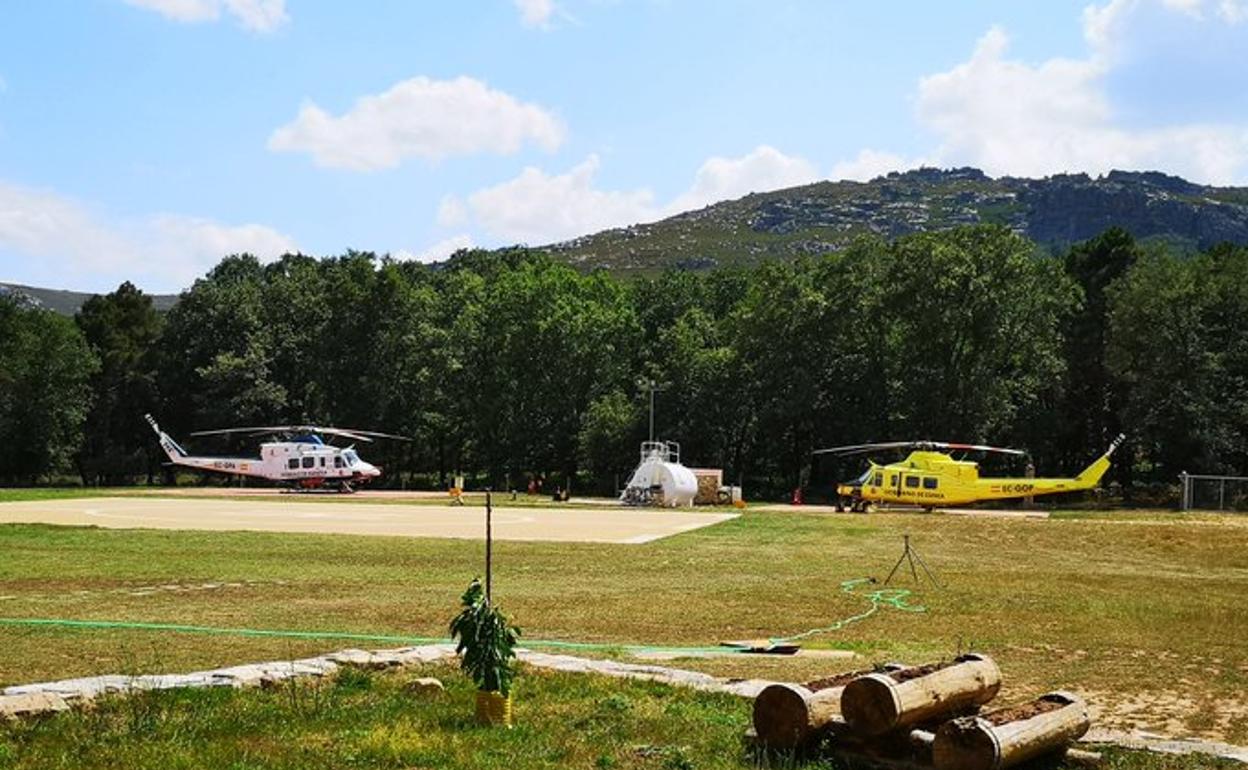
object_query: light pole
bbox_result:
[643,379,667,442]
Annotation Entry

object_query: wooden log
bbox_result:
[752,665,905,749]
[1064,748,1103,767]
[752,683,823,748]
[932,691,1091,770]
[840,653,1002,736]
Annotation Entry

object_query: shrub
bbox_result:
[449,578,521,696]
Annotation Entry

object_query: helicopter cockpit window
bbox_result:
[905,476,920,488]
[287,458,299,470]
[343,450,360,467]
[855,468,871,485]
[873,472,883,487]
[923,477,938,489]
[334,456,344,468]
[301,456,315,469]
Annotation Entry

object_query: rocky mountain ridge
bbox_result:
[9,167,1248,313]
[0,283,178,316]
[544,167,1248,273]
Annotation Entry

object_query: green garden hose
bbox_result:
[0,578,925,656]
[768,578,926,644]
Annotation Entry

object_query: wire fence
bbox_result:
[1179,473,1248,512]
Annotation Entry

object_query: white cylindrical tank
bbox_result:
[621,441,699,507]
[649,460,698,507]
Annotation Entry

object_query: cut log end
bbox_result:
[933,691,1090,770]
[840,673,902,736]
[841,654,1001,736]
[933,716,1002,770]
[752,683,814,748]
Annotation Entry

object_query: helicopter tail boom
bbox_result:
[144,414,187,461]
[976,433,1126,501]
[1072,433,1126,489]
[144,414,269,478]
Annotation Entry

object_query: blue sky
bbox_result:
[1,0,1246,292]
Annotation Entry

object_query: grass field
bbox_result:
[4,664,1240,770]
[0,486,640,510]
[0,496,1245,753]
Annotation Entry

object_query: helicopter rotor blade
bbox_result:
[924,441,1026,456]
[812,442,920,456]
[303,427,374,443]
[332,428,412,442]
[813,440,1027,457]
[189,426,296,437]
[294,427,410,443]
[189,425,410,443]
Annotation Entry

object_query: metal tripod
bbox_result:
[884,534,941,588]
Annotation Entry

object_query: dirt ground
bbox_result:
[0,497,736,544]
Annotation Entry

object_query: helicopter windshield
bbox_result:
[853,467,872,485]
[342,450,360,466]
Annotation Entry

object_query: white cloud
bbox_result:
[457,155,656,244]
[1144,0,1248,21]
[148,215,296,268]
[1081,0,1134,50]
[123,0,288,32]
[1220,0,1248,21]
[125,0,218,23]
[396,234,476,264]
[513,0,555,28]
[911,21,1248,184]
[436,195,469,228]
[824,1,1248,186]
[268,76,564,171]
[916,27,1109,174]
[0,180,296,291]
[1081,0,1244,50]
[665,145,820,213]
[828,149,915,183]
[1161,0,1204,16]
[223,0,287,31]
[448,145,822,245]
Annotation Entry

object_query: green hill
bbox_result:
[0,283,178,315]
[8,167,1248,311]
[544,167,1248,274]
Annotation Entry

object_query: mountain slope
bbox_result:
[0,283,178,315]
[545,167,1248,273]
[8,167,1248,313]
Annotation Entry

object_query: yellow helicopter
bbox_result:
[816,435,1124,512]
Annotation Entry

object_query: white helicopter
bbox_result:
[144,414,407,493]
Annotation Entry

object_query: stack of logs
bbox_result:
[751,653,1096,770]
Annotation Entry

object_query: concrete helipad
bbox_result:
[0,497,738,544]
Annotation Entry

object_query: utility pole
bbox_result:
[649,384,656,442]
[644,379,667,442]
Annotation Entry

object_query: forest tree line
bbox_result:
[2,224,1246,501]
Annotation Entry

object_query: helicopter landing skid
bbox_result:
[278,481,358,494]
[836,495,872,513]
